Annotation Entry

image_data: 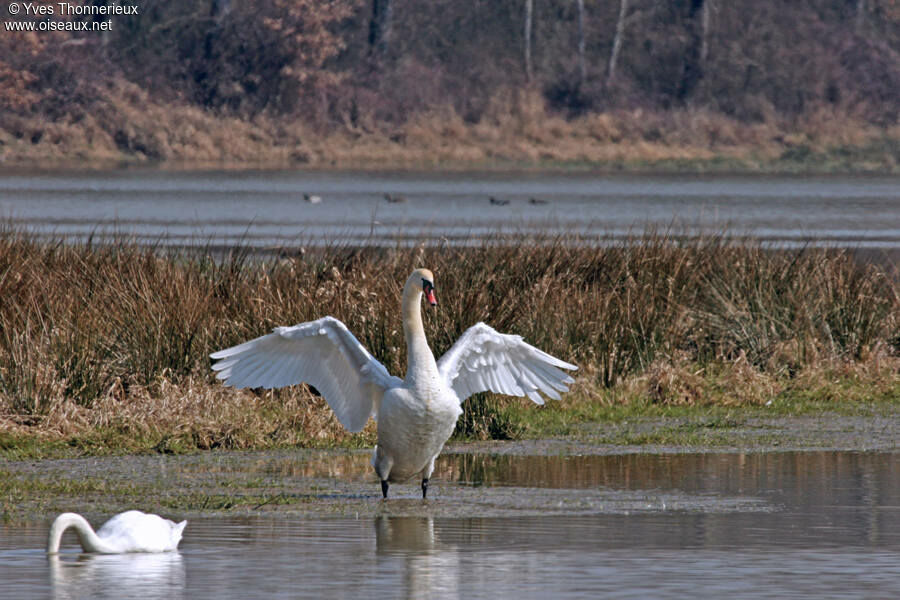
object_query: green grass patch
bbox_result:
[158,492,302,512]
[453,364,900,443]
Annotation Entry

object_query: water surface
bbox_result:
[1,170,897,247]
[2,450,899,599]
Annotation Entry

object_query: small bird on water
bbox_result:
[489,196,510,206]
[303,193,322,204]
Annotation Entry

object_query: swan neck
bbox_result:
[402,285,434,375]
[47,513,113,554]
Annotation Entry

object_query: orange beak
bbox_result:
[425,288,437,306]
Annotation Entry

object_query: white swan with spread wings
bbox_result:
[210,268,577,499]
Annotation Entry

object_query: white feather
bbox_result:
[210,316,401,432]
[210,271,577,496]
[437,322,578,405]
[47,511,186,554]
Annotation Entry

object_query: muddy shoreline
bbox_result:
[3,412,897,524]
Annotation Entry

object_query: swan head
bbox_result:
[407,268,436,306]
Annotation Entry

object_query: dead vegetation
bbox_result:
[3,1,899,171]
[2,85,898,171]
[0,229,897,449]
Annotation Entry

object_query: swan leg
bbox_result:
[421,454,437,499]
[373,446,394,500]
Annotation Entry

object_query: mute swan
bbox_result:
[210,268,577,499]
[47,510,187,554]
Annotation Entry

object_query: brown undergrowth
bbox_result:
[0,229,897,450]
[1,85,897,172]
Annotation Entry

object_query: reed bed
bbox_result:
[0,229,897,449]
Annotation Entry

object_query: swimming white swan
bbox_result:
[210,268,577,499]
[47,510,187,554]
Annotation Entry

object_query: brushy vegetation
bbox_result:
[2,1,899,170]
[2,84,898,173]
[0,229,897,453]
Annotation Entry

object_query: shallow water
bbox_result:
[0,170,898,247]
[3,450,900,599]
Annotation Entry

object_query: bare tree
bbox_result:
[203,0,232,61]
[700,0,712,64]
[576,0,587,86]
[606,0,629,86]
[211,0,232,20]
[677,0,707,101]
[856,0,867,33]
[369,0,394,60]
[525,0,534,83]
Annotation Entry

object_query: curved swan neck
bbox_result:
[47,513,114,554]
[401,278,436,376]
[402,286,425,341]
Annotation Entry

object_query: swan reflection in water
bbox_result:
[48,551,185,600]
[375,516,459,599]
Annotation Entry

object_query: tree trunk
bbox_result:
[369,0,394,59]
[856,0,867,33]
[211,0,231,21]
[700,0,712,64]
[204,0,231,61]
[576,0,586,87]
[525,0,534,83]
[677,0,706,102]
[606,0,628,86]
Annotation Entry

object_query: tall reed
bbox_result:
[0,229,896,439]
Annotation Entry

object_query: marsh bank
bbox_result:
[3,410,898,523]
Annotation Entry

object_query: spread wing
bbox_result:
[210,316,402,432]
[436,322,578,405]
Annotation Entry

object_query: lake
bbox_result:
[0,170,898,247]
[1,170,899,598]
[2,450,900,599]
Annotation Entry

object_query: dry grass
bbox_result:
[1,84,897,171]
[0,229,897,449]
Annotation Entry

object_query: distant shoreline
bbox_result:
[2,105,898,176]
[2,153,897,176]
